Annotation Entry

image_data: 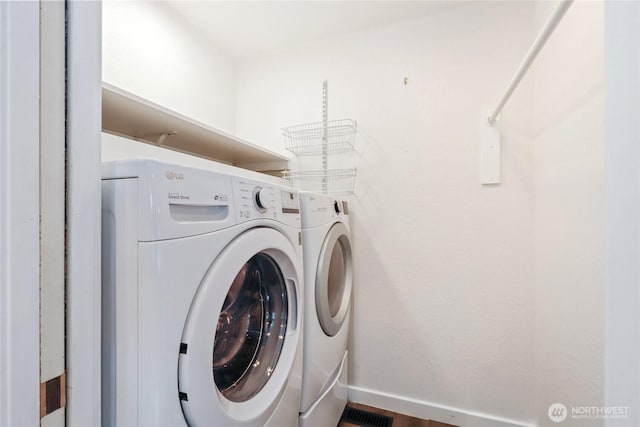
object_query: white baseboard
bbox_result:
[347,386,534,427]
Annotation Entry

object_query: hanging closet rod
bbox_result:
[488,0,574,126]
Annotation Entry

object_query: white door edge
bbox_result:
[0,1,41,425]
[65,2,103,426]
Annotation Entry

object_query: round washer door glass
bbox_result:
[178,227,301,426]
[316,222,353,337]
[213,253,288,402]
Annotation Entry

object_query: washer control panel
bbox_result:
[281,190,300,214]
[233,178,300,227]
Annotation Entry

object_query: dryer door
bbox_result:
[316,222,353,337]
[178,227,301,426]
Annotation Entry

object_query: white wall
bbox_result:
[237,3,537,425]
[102,0,237,133]
[532,2,606,426]
[604,1,640,426]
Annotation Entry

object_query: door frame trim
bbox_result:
[65,2,102,425]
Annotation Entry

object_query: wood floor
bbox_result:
[338,402,458,427]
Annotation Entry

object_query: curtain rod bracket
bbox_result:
[481,0,574,185]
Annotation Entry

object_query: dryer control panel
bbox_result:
[299,192,350,229]
[233,178,301,228]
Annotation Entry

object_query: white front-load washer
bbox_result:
[298,192,353,427]
[101,159,303,426]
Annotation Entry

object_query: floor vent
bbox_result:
[340,406,394,427]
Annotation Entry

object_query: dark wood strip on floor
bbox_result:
[338,402,458,427]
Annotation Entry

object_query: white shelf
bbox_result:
[102,83,289,173]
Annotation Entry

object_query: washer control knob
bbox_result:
[253,187,268,212]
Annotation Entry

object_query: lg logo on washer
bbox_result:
[166,170,184,180]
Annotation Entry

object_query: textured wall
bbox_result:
[532,2,605,426]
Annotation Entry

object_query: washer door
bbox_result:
[316,222,353,337]
[178,228,301,426]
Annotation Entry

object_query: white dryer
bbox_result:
[299,192,353,427]
[101,159,304,426]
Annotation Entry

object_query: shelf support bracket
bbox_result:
[133,130,177,146]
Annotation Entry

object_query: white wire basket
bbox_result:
[282,119,357,156]
[283,168,356,195]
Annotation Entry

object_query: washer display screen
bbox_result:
[212,253,288,402]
